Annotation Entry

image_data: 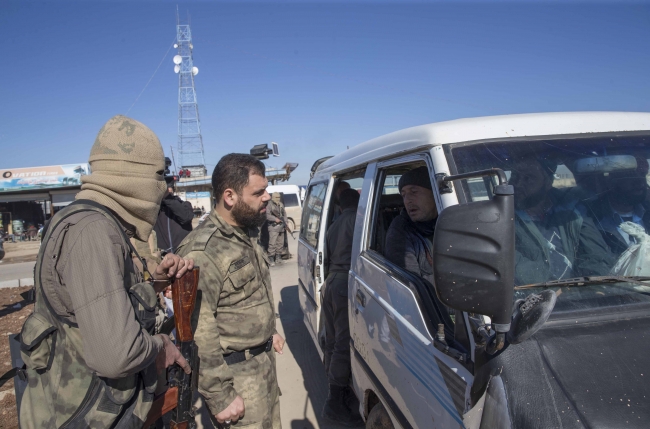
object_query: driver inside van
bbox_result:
[511,157,613,284]
[385,166,438,284]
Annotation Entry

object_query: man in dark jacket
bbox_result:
[322,188,362,427]
[385,166,437,285]
[154,181,194,254]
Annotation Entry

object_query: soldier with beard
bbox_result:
[510,158,612,285]
[585,156,650,256]
[176,153,285,428]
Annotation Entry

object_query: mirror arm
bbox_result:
[439,167,509,187]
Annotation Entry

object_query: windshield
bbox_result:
[448,133,650,312]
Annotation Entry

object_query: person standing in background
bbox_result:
[154,177,194,255]
[266,192,287,266]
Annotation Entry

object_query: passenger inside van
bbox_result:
[583,156,650,255]
[510,158,613,284]
[384,166,438,285]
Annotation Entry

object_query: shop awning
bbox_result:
[0,193,49,203]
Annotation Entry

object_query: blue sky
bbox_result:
[1,0,649,185]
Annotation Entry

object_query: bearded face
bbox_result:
[231,196,268,229]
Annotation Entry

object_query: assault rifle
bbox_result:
[144,268,200,429]
[284,224,296,240]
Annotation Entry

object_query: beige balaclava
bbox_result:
[76,115,167,241]
[272,192,282,203]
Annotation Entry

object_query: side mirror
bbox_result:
[433,172,515,337]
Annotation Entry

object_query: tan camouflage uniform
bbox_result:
[176,210,281,429]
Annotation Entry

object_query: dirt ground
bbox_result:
[0,240,40,264]
[1,392,18,429]
[0,286,33,429]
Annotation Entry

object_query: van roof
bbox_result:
[266,184,301,193]
[318,112,650,174]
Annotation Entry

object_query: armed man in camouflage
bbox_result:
[19,115,194,428]
[266,192,288,266]
[176,153,285,428]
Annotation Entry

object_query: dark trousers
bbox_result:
[323,271,351,387]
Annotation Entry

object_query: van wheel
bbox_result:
[287,218,295,232]
[366,401,394,429]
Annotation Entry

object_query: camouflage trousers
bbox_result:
[267,225,284,259]
[200,349,281,429]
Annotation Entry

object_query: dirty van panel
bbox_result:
[350,157,473,428]
[298,181,330,352]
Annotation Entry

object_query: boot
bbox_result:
[343,386,363,422]
[322,384,364,427]
[269,256,276,267]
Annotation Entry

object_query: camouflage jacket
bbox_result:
[176,210,277,414]
[19,202,161,428]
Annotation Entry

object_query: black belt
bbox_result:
[223,337,273,365]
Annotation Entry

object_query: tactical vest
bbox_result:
[19,201,159,429]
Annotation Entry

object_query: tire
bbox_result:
[287,218,296,232]
[366,401,394,429]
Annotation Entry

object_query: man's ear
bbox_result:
[222,188,238,208]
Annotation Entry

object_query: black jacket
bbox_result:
[153,195,194,254]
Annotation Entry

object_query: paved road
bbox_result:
[0,261,35,282]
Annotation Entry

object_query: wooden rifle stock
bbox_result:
[171,268,199,342]
[144,268,200,429]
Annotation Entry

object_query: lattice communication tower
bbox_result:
[173,15,206,177]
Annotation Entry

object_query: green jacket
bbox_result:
[515,198,614,285]
[19,202,160,428]
[176,211,277,414]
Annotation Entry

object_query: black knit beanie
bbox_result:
[398,166,432,193]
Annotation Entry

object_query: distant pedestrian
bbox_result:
[266,192,287,266]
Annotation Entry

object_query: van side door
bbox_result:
[298,180,332,355]
[350,154,473,428]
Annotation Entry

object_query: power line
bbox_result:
[126,37,177,115]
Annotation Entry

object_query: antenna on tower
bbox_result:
[174,8,207,178]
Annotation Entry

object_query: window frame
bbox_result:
[363,152,439,254]
[359,152,458,340]
[299,181,329,250]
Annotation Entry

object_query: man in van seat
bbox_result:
[322,188,364,427]
[584,156,650,256]
[385,166,438,284]
[266,192,287,266]
[20,115,194,428]
[510,158,613,285]
[176,153,285,428]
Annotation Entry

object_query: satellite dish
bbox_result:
[174,65,180,74]
[192,67,199,76]
[173,55,182,65]
[190,44,193,49]
[173,43,178,49]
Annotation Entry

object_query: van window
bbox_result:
[300,182,328,248]
[283,193,299,207]
[367,160,455,330]
[368,162,429,256]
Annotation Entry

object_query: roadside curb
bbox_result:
[0,278,34,289]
